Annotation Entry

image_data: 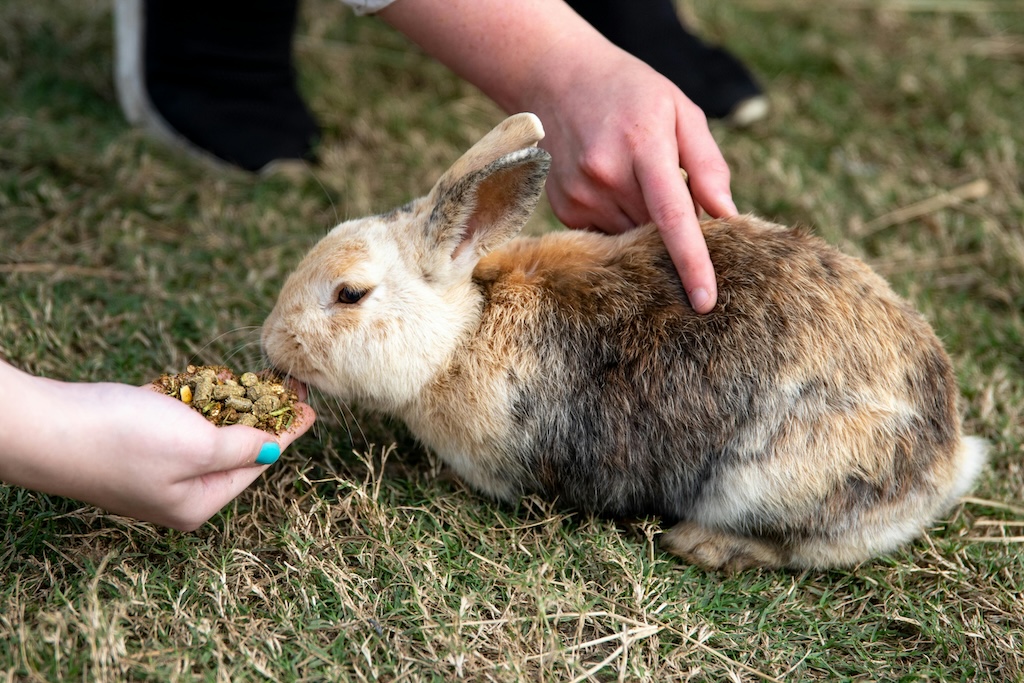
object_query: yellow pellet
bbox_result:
[180,385,193,404]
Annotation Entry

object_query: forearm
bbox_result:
[0,360,88,497]
[378,0,614,114]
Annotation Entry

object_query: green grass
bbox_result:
[2,0,1023,680]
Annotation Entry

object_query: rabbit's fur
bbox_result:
[263,113,986,571]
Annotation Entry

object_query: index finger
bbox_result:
[635,155,717,313]
[676,102,738,220]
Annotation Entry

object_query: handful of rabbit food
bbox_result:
[155,365,299,435]
[262,114,986,571]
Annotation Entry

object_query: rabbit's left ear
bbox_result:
[441,112,547,181]
[423,114,551,273]
[429,146,551,263]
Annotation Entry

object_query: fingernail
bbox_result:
[690,287,711,312]
[256,442,280,465]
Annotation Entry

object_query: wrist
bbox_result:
[0,362,66,492]
[0,362,114,500]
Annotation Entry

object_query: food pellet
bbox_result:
[212,384,247,400]
[247,382,283,401]
[252,394,281,417]
[225,396,254,412]
[193,377,214,405]
[237,414,259,428]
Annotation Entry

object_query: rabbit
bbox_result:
[262,113,987,572]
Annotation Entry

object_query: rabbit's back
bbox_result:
[448,215,964,554]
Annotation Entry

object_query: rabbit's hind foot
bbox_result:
[660,521,790,573]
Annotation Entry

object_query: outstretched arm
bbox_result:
[379,0,737,312]
[0,360,315,531]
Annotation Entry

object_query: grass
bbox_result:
[1,0,1022,680]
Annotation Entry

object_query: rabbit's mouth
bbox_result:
[262,363,311,402]
[284,376,309,403]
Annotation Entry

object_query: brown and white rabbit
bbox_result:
[262,113,986,571]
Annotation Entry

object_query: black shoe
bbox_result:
[114,0,319,173]
[566,0,768,126]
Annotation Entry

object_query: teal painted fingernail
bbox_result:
[256,442,280,465]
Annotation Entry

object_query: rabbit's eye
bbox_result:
[336,286,367,305]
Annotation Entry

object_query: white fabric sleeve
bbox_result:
[341,0,398,16]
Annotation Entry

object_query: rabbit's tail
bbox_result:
[948,435,989,502]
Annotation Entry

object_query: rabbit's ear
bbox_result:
[424,115,551,273]
[440,113,547,180]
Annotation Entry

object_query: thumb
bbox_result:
[212,426,283,474]
[161,403,317,531]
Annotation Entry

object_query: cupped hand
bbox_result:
[2,366,314,531]
[98,381,315,530]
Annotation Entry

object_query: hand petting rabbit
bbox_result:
[262,113,986,572]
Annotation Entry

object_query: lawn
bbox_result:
[1,0,1022,680]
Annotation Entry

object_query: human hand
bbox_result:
[378,0,736,314]
[527,49,738,313]
[0,362,315,531]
